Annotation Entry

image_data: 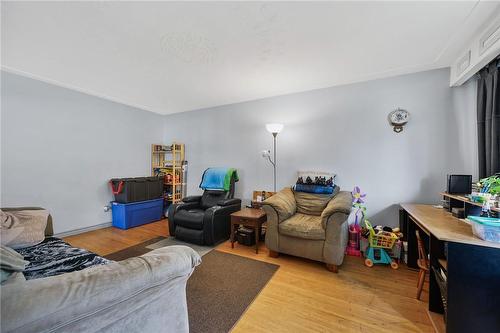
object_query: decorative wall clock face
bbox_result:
[388,108,410,133]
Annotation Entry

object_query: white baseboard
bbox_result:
[54,222,113,238]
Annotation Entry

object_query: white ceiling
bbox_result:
[2,1,499,115]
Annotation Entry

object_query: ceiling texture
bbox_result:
[2,1,499,115]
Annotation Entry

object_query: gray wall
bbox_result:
[164,68,475,226]
[1,71,164,234]
[1,68,479,233]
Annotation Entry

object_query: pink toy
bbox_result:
[345,186,367,257]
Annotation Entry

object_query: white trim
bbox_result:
[479,18,500,56]
[450,8,500,86]
[456,50,472,76]
[0,66,168,115]
[54,222,112,238]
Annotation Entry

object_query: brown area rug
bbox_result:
[188,250,278,333]
[105,239,279,333]
[104,236,166,261]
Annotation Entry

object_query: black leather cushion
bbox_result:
[174,209,205,230]
[200,190,228,209]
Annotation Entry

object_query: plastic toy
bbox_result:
[352,186,366,203]
[479,174,500,195]
[363,220,399,269]
[346,186,367,257]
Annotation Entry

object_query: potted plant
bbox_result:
[479,174,500,207]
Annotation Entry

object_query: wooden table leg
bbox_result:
[255,223,259,254]
[230,222,235,249]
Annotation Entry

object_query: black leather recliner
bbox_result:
[167,173,241,245]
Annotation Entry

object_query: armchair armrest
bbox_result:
[321,191,352,228]
[217,198,241,206]
[167,200,201,236]
[0,246,201,333]
[203,201,241,244]
[1,207,53,236]
[182,195,202,203]
[261,187,296,223]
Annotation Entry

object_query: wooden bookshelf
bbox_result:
[151,143,186,204]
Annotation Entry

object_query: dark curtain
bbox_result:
[477,58,500,178]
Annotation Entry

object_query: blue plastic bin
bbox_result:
[467,215,500,243]
[111,198,164,229]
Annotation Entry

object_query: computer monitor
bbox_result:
[447,174,472,194]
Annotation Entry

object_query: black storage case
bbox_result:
[236,227,256,246]
[110,177,163,203]
[146,177,163,200]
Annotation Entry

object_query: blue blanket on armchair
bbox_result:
[199,168,238,191]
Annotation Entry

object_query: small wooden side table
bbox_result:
[230,208,267,254]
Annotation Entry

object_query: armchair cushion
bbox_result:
[321,191,352,228]
[174,209,205,230]
[262,187,296,222]
[200,190,227,209]
[279,214,325,240]
[294,188,338,216]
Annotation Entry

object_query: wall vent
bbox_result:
[456,50,471,75]
[479,20,500,55]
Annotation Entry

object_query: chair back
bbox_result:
[199,174,237,209]
[415,230,428,267]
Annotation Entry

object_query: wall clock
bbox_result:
[388,108,410,133]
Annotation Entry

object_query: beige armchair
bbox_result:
[262,187,352,272]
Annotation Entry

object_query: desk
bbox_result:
[400,204,500,333]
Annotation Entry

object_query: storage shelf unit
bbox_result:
[151,143,186,204]
[401,203,500,333]
[441,192,500,214]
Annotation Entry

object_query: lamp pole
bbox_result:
[264,123,283,193]
[273,132,277,192]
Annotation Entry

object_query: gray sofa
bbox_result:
[262,188,352,272]
[1,208,201,333]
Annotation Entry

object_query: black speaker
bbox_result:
[447,175,472,194]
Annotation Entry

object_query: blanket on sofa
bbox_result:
[15,237,111,280]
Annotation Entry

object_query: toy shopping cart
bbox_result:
[364,220,399,269]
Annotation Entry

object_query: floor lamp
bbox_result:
[263,123,284,192]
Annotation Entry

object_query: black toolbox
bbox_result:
[236,227,256,246]
[109,177,163,203]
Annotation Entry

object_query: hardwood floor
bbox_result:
[64,220,168,255]
[64,221,433,333]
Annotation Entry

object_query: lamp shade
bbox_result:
[265,123,284,134]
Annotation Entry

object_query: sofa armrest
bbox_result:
[182,195,202,203]
[217,198,241,206]
[321,191,352,228]
[261,188,296,223]
[1,207,53,236]
[0,245,201,333]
